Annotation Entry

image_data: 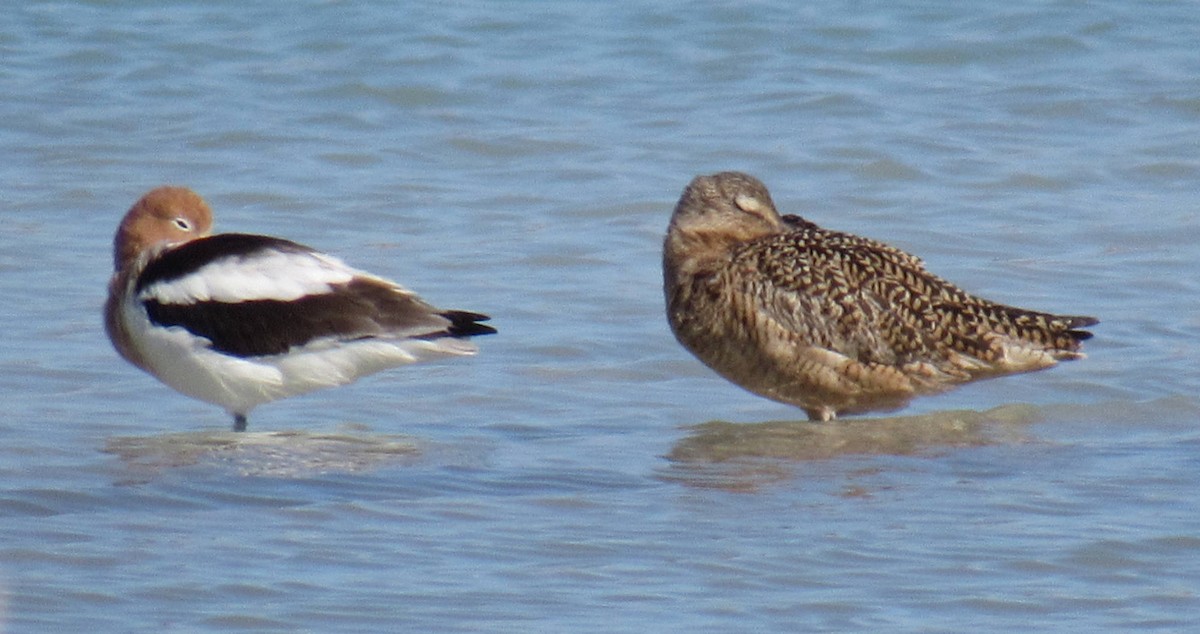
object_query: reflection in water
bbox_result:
[104,426,421,478]
[663,404,1042,491]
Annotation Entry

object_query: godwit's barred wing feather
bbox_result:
[736,224,1095,380]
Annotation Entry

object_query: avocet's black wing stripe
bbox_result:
[143,277,486,358]
[136,233,314,294]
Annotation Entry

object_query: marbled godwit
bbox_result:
[663,171,1095,421]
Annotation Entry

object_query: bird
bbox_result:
[105,186,496,431]
[663,171,1096,422]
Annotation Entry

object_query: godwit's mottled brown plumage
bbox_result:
[663,171,1096,421]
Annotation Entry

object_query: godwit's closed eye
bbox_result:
[105,186,495,431]
[663,171,1096,421]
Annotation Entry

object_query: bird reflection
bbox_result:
[661,404,1040,491]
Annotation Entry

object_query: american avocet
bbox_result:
[663,172,1096,421]
[105,186,495,431]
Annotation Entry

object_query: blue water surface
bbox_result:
[2,1,1199,632]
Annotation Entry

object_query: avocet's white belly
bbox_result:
[121,296,476,416]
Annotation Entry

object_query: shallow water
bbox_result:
[3,1,1200,631]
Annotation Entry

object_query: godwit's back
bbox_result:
[663,171,1096,421]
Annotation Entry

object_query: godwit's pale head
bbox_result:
[113,186,214,271]
[667,172,786,252]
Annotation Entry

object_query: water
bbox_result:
[2,0,1199,631]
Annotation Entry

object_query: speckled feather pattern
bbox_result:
[664,171,1096,421]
